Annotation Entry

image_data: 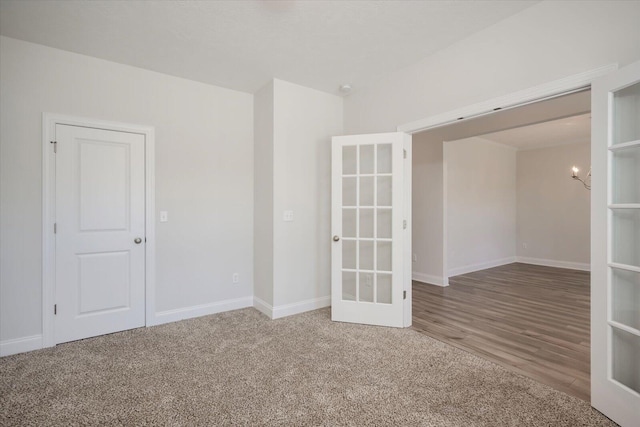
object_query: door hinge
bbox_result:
[54,223,57,234]
[403,290,407,300]
[54,304,57,315]
[403,220,407,229]
[50,140,57,153]
[403,149,407,159]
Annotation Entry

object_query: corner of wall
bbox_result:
[253,81,275,308]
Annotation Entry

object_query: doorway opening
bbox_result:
[410,89,592,400]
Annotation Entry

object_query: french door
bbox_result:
[591,60,640,426]
[331,132,411,328]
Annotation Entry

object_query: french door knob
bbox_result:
[333,235,340,242]
[134,237,142,244]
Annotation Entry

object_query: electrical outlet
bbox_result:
[160,211,168,222]
[232,273,239,284]
[522,243,528,249]
[283,210,294,222]
[412,254,417,262]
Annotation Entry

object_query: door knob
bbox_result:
[134,237,142,244]
[333,235,340,242]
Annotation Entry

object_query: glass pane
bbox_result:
[342,209,356,238]
[360,145,374,174]
[612,146,640,204]
[360,177,374,206]
[612,209,640,268]
[377,208,392,239]
[342,240,356,270]
[342,177,357,206]
[359,208,374,238]
[612,268,640,330]
[612,327,640,394]
[613,81,640,145]
[343,145,357,175]
[377,274,392,304]
[359,272,374,302]
[377,241,392,272]
[342,271,356,301]
[377,176,392,206]
[377,144,392,174]
[359,240,374,271]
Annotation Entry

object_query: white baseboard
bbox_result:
[272,296,331,319]
[0,335,43,357]
[516,256,591,272]
[412,271,449,287]
[152,296,254,326]
[449,256,517,277]
[254,295,331,320]
[253,296,273,318]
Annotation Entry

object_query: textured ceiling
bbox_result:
[481,113,591,150]
[0,0,538,95]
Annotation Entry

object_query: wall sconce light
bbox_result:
[571,166,591,190]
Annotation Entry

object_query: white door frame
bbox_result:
[397,64,617,135]
[397,64,620,410]
[42,113,156,348]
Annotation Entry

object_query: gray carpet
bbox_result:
[0,308,615,426]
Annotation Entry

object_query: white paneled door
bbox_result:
[54,124,146,344]
[591,60,640,427]
[331,132,411,328]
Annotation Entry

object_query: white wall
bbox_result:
[344,1,640,134]
[253,82,275,307]
[445,137,517,276]
[411,133,445,285]
[517,142,591,269]
[0,37,254,347]
[254,79,343,317]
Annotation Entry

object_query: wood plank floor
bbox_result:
[412,263,591,401]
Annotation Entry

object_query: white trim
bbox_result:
[253,297,274,318]
[608,138,640,151]
[412,272,449,287]
[144,129,157,327]
[398,64,617,134]
[272,296,331,319]
[448,257,517,277]
[609,262,640,274]
[0,335,43,357]
[403,134,413,327]
[254,296,331,320]
[42,113,155,347]
[442,141,449,288]
[152,296,253,326]
[253,296,331,319]
[516,256,591,272]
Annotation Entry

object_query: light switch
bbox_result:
[160,211,168,222]
[283,210,294,222]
